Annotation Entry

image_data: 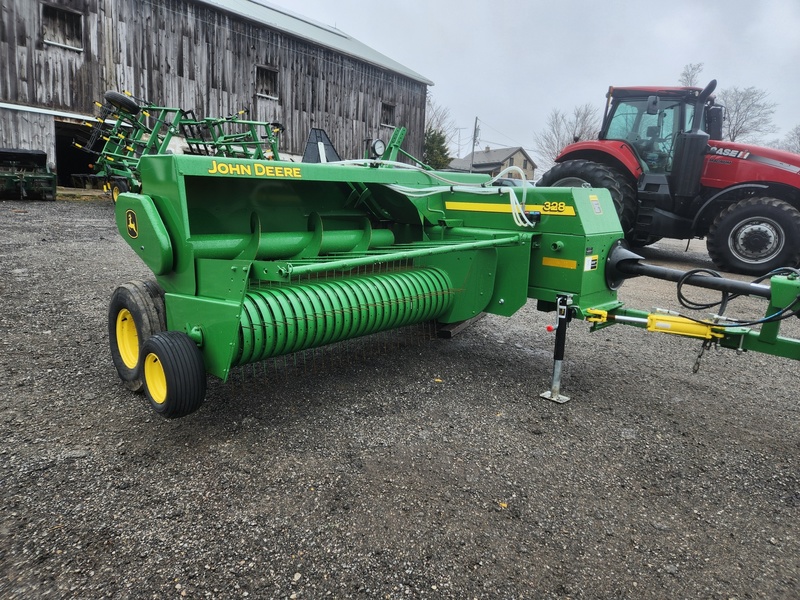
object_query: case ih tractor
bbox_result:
[538,80,800,275]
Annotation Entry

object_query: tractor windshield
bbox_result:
[605,98,695,173]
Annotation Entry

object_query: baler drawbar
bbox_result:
[108,150,800,417]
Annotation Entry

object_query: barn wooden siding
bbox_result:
[0,109,55,160]
[0,0,428,159]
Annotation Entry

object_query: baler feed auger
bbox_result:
[107,141,800,418]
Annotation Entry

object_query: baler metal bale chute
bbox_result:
[107,149,800,418]
[74,91,284,200]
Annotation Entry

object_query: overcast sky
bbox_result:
[262,0,800,162]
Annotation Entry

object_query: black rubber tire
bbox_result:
[141,331,207,419]
[108,280,166,392]
[538,159,638,236]
[103,91,141,115]
[111,179,129,203]
[706,197,800,275]
[142,279,167,331]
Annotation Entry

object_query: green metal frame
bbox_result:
[77,96,283,194]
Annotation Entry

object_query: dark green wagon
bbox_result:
[0,148,57,201]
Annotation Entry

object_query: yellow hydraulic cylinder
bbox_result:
[646,313,723,340]
[586,308,723,340]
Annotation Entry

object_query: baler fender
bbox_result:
[115,193,174,276]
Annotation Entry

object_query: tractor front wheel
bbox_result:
[141,331,207,418]
[108,280,166,391]
[538,159,638,236]
[706,197,800,275]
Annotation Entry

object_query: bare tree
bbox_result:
[533,104,600,171]
[717,86,778,142]
[679,63,704,87]
[773,124,800,154]
[425,94,457,146]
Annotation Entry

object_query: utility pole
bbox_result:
[469,117,479,173]
[453,127,467,158]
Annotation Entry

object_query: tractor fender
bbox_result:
[555,140,644,180]
[690,183,770,230]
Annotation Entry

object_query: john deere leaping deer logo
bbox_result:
[126,209,138,239]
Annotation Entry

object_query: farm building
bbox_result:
[0,0,432,185]
[450,146,537,181]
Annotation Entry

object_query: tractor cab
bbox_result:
[600,81,720,214]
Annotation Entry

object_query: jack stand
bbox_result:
[541,294,573,403]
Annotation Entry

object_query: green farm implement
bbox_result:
[107,140,800,417]
[0,148,57,201]
[75,91,283,201]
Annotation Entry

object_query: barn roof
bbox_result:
[194,0,434,85]
[450,147,537,172]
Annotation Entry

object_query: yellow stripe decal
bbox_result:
[542,256,578,270]
[445,201,513,213]
[444,201,576,216]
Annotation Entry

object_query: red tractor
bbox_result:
[538,80,800,275]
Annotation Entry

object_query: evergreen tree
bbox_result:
[423,127,452,170]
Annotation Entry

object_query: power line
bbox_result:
[476,118,529,149]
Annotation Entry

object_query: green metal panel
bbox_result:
[524,187,623,309]
[114,193,173,275]
[164,293,244,380]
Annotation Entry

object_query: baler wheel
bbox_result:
[141,331,207,418]
[141,279,167,331]
[108,281,166,391]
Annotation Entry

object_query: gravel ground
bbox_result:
[1,194,798,599]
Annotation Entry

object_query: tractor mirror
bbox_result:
[706,106,724,140]
[646,96,660,115]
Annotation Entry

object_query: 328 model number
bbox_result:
[542,201,568,213]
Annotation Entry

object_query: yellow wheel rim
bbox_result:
[116,308,139,369]
[144,352,167,404]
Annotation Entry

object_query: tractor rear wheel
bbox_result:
[141,331,207,418]
[108,280,166,391]
[706,197,800,275]
[538,159,638,236]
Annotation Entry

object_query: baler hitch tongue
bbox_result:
[579,246,800,382]
[585,307,724,340]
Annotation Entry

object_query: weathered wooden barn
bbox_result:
[0,0,432,185]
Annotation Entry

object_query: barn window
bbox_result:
[42,4,83,51]
[380,103,395,127]
[256,66,279,100]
